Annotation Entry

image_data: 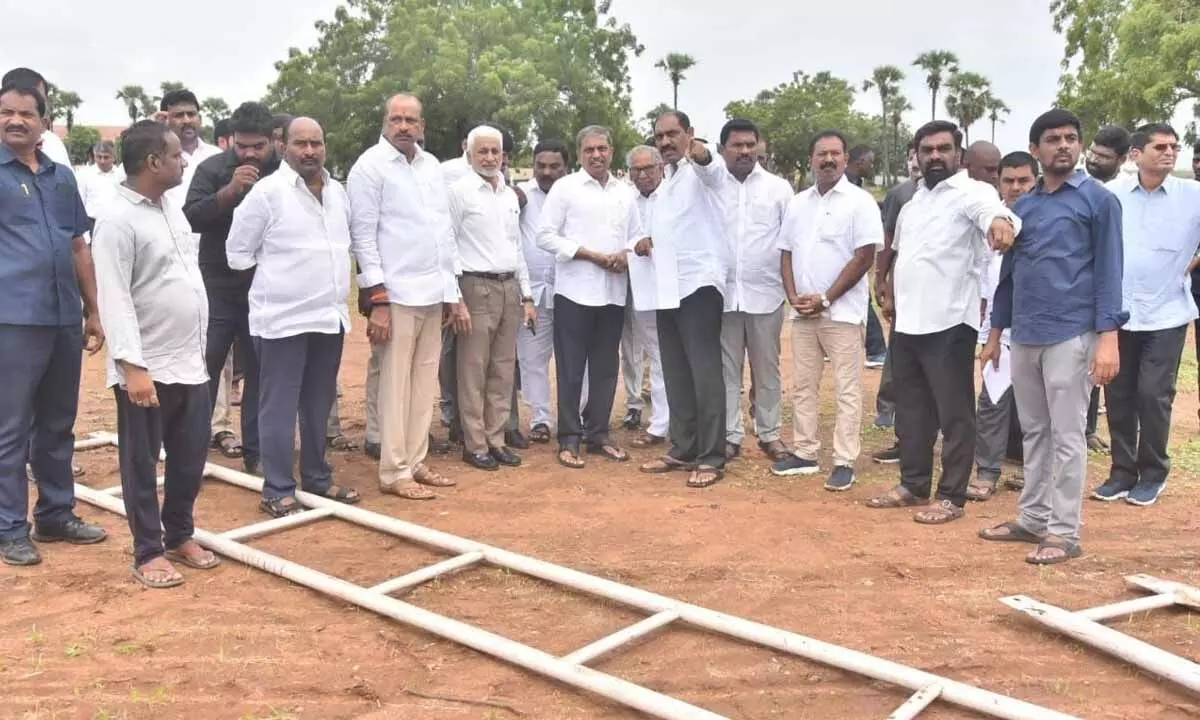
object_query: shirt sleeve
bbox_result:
[536,183,581,261]
[775,197,797,253]
[1093,188,1128,332]
[692,147,728,192]
[624,192,645,249]
[853,194,885,249]
[513,196,532,299]
[346,157,386,289]
[92,216,145,374]
[225,186,270,271]
[182,159,225,233]
[961,180,1022,240]
[990,250,1015,331]
[446,183,465,277]
[438,186,460,303]
[61,172,91,237]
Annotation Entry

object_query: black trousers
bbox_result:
[876,327,896,418]
[1085,386,1102,436]
[892,324,977,506]
[115,383,210,567]
[1107,325,1188,488]
[552,294,623,450]
[657,286,726,468]
[205,289,260,464]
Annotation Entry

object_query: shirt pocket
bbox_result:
[817,212,851,243]
[0,176,41,225]
[51,180,82,232]
[749,199,778,230]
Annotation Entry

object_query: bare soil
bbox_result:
[5,319,1200,720]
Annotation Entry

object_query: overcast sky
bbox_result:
[6,0,1178,160]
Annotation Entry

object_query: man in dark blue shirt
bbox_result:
[980,109,1126,565]
[0,82,108,566]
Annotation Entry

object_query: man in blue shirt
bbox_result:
[0,82,107,566]
[1092,124,1200,506]
[980,109,1126,565]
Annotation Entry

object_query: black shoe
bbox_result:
[490,446,523,467]
[429,434,453,455]
[448,425,463,445]
[0,537,42,566]
[463,450,499,471]
[364,442,381,460]
[243,458,261,475]
[872,443,901,464]
[32,516,107,545]
[621,408,643,430]
[504,429,530,450]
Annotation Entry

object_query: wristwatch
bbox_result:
[820,293,831,309]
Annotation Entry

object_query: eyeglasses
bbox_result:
[1149,143,1181,154]
[629,166,659,175]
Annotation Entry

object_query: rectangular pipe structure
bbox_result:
[220,507,337,542]
[562,610,679,666]
[368,551,485,595]
[72,433,1078,720]
[886,684,942,720]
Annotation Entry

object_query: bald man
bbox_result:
[964,141,1002,189]
[226,117,362,517]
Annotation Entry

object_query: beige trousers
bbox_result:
[456,276,521,454]
[210,354,234,437]
[378,303,443,487]
[790,316,865,467]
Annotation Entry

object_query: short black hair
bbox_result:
[496,125,515,154]
[532,139,570,166]
[0,82,47,119]
[2,67,46,92]
[849,145,874,162]
[1131,122,1178,150]
[913,120,963,151]
[999,151,1039,177]
[120,120,172,175]
[1029,109,1082,145]
[229,102,275,138]
[656,110,691,131]
[719,118,760,147]
[272,113,293,132]
[213,118,232,141]
[1093,125,1131,156]
[808,129,848,156]
[159,89,199,113]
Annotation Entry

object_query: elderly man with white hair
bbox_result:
[448,125,536,471]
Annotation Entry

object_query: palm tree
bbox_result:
[55,90,82,131]
[159,81,186,94]
[863,65,905,184]
[984,94,1011,143]
[116,85,148,123]
[944,72,991,145]
[887,96,913,181]
[912,50,959,121]
[201,97,230,120]
[654,53,697,110]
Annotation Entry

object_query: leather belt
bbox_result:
[462,271,515,281]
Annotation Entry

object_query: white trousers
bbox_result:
[516,301,589,431]
[621,303,669,437]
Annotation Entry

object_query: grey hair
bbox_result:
[576,124,612,149]
[93,140,116,155]
[625,145,662,167]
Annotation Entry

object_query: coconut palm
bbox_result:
[912,50,959,121]
[944,72,991,144]
[115,85,149,123]
[984,94,1011,143]
[654,53,697,110]
[863,65,905,184]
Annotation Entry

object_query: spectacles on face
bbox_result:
[1148,142,1181,154]
[629,165,659,176]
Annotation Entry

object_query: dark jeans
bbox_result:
[892,324,977,506]
[657,286,726,469]
[255,332,344,500]
[552,295,623,450]
[876,328,896,417]
[1107,325,1188,489]
[439,326,459,430]
[1085,386,1101,436]
[0,324,83,540]
[865,303,887,358]
[114,383,210,566]
[205,289,260,464]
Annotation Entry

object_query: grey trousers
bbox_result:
[365,341,382,445]
[1011,333,1095,542]
[976,384,1015,479]
[720,304,785,445]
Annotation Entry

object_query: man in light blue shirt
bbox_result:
[1092,123,1200,506]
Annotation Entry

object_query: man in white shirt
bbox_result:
[516,139,572,443]
[634,111,729,489]
[78,141,125,222]
[872,120,1017,524]
[448,126,536,471]
[774,129,884,491]
[226,117,362,518]
[623,146,669,449]
[159,90,223,212]
[349,94,463,500]
[718,119,793,463]
[93,120,218,588]
[537,125,642,469]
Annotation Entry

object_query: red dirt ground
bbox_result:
[4,317,1200,720]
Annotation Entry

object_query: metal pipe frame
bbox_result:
[72,433,1077,720]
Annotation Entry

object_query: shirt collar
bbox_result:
[1131,173,1174,195]
[471,171,508,193]
[115,183,155,206]
[377,135,426,166]
[1032,168,1089,195]
[184,139,213,158]
[579,169,612,188]
[0,143,53,172]
[277,160,330,189]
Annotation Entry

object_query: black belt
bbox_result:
[462,271,515,281]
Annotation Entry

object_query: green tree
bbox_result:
[912,50,959,121]
[159,81,186,94]
[983,93,1011,143]
[944,71,991,144]
[654,52,696,111]
[115,85,149,123]
[66,125,101,166]
[639,102,675,139]
[863,65,905,185]
[201,96,230,119]
[885,95,914,182]
[266,0,644,174]
[47,88,83,131]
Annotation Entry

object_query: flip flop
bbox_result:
[586,444,630,462]
[687,466,724,488]
[529,424,552,443]
[164,546,221,570]
[131,564,184,589]
[211,431,243,459]
[639,457,695,474]
[978,521,1043,544]
[558,449,586,469]
[1026,536,1083,565]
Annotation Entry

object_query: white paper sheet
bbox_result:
[983,344,1012,405]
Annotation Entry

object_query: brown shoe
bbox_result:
[414,464,456,487]
[757,439,790,461]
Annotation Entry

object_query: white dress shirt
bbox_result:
[39,131,73,172]
[723,163,793,314]
[449,172,532,298]
[165,139,222,216]
[93,185,208,389]
[348,137,459,305]
[778,174,884,325]
[536,170,643,308]
[441,155,471,187]
[518,180,556,307]
[226,163,353,339]
[893,171,1020,335]
[647,148,729,308]
[77,164,126,220]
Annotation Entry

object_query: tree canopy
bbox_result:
[265,0,645,173]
